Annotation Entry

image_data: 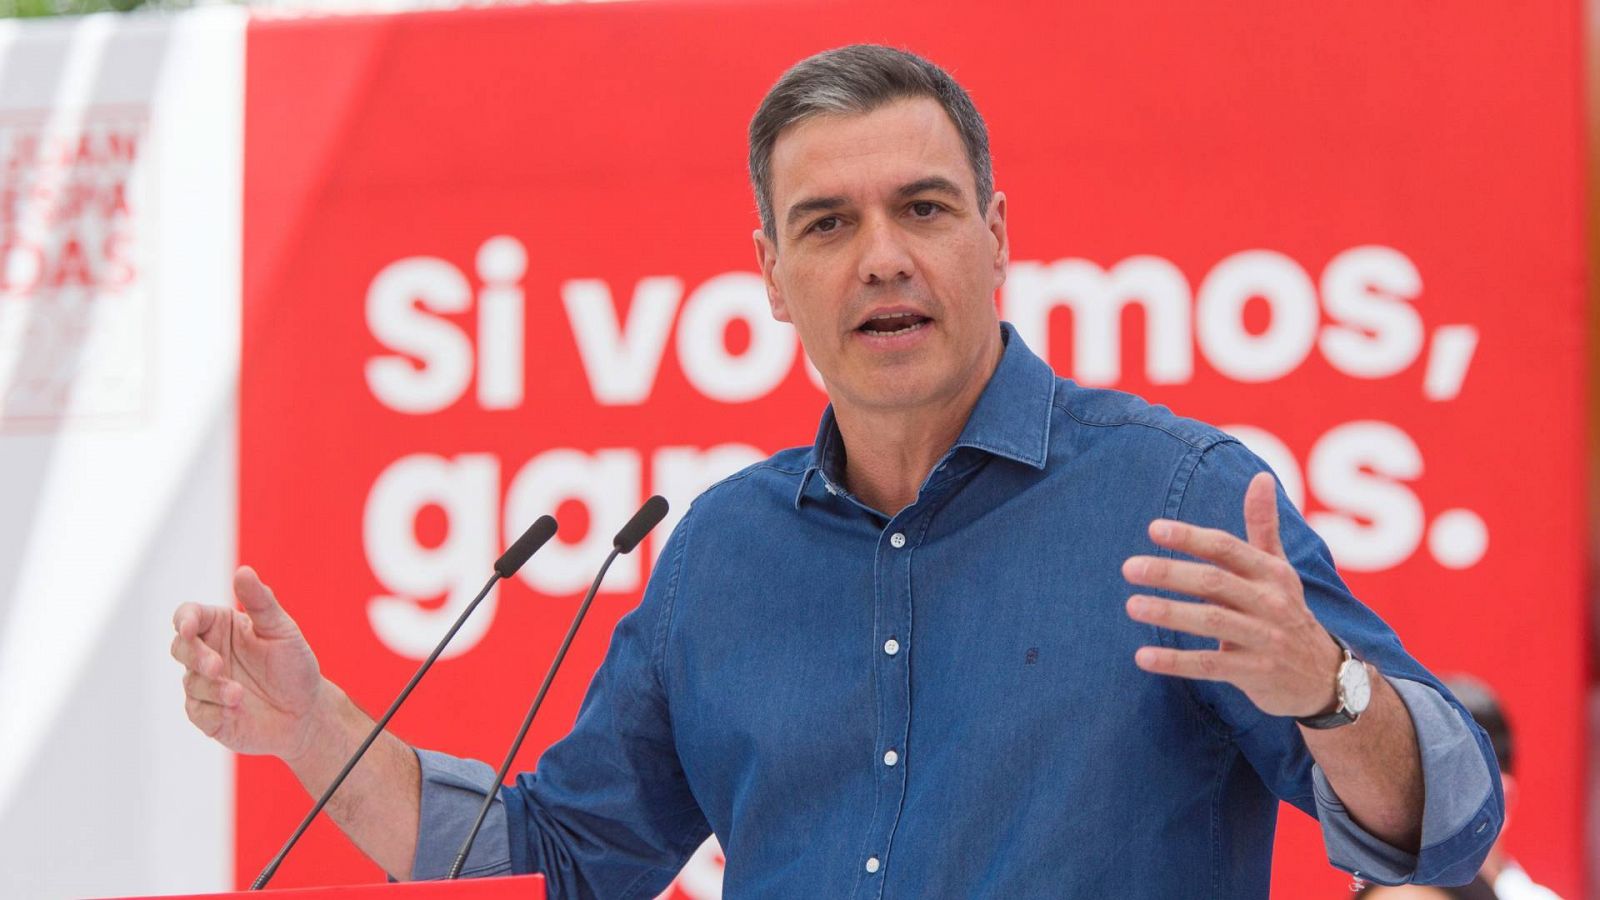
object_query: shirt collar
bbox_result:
[794,322,1057,509]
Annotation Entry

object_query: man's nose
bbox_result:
[856,215,914,285]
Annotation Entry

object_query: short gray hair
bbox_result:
[748,44,993,242]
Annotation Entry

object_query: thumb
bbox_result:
[234,566,297,637]
[1243,472,1286,559]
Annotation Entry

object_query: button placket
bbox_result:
[857,516,917,899]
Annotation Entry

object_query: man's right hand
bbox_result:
[171,565,424,879]
[170,566,327,761]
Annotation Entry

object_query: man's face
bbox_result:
[754,97,1009,418]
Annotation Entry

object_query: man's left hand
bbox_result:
[1122,471,1343,719]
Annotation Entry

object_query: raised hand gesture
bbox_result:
[1122,471,1343,718]
[170,566,327,760]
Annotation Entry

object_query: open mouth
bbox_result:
[857,312,932,336]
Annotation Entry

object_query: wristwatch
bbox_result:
[1295,634,1371,730]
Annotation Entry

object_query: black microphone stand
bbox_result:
[447,495,668,879]
[251,516,557,890]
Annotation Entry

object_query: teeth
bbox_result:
[858,311,928,337]
[865,318,927,337]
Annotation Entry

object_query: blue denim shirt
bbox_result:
[412,323,1502,898]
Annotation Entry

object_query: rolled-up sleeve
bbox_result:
[1169,440,1505,888]
[410,748,513,880]
[1314,676,1502,886]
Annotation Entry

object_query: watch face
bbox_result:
[1338,659,1371,715]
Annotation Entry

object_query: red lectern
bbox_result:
[109,875,545,899]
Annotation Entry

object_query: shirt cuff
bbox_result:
[410,748,514,881]
[1312,676,1499,885]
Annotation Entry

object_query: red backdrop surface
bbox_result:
[240,2,1588,897]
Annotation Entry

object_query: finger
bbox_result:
[183,670,243,707]
[234,566,295,637]
[1125,595,1271,646]
[169,630,226,678]
[172,602,225,640]
[1146,519,1281,581]
[184,695,225,738]
[1243,472,1285,558]
[1122,556,1268,614]
[1133,646,1256,683]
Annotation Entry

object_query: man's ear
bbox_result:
[987,191,1009,292]
[753,228,790,323]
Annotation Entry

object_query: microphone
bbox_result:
[613,494,668,554]
[446,495,671,879]
[251,515,559,891]
[497,518,556,577]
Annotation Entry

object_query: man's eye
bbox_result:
[910,201,940,218]
[810,216,840,234]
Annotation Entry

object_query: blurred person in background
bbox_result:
[1356,675,1560,900]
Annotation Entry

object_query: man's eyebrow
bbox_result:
[783,177,966,230]
[785,195,848,229]
[896,176,965,200]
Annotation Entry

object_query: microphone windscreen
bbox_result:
[613,495,669,554]
[495,515,558,578]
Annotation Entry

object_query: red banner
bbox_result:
[241,3,1588,897]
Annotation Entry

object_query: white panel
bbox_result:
[0,9,245,898]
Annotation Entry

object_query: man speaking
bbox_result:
[172,45,1503,897]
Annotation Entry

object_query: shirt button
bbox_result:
[883,749,899,767]
[883,638,900,656]
[889,532,906,548]
[865,857,881,874]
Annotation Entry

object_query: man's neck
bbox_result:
[831,340,1004,517]
[833,401,969,516]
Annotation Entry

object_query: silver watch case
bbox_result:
[1296,636,1370,730]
